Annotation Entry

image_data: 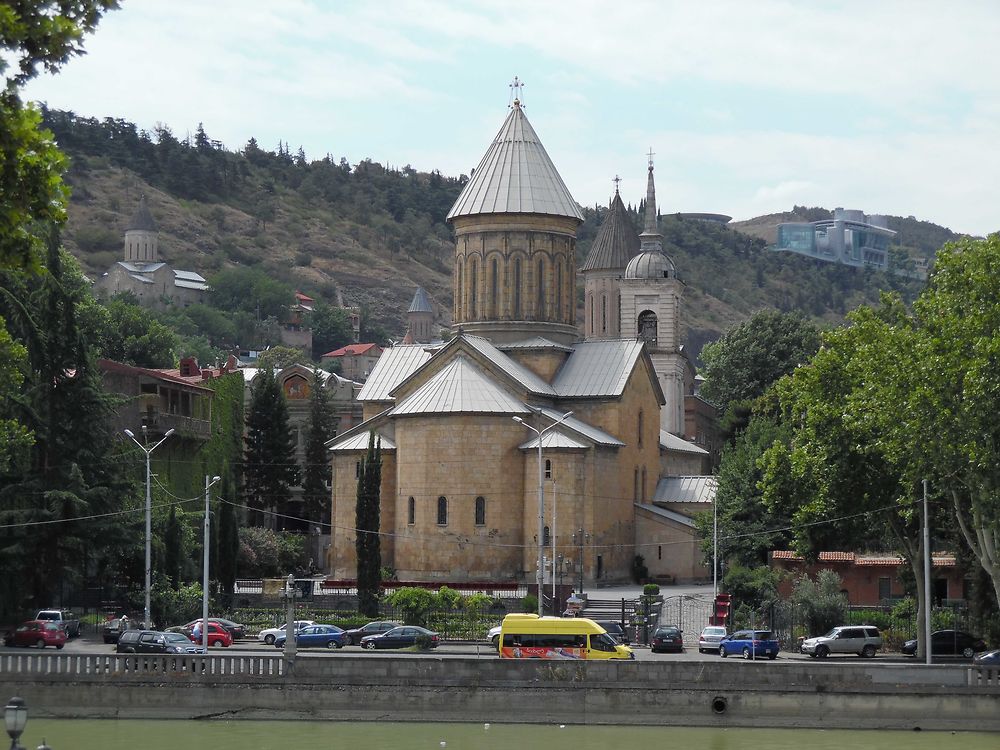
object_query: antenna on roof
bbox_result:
[509,75,524,109]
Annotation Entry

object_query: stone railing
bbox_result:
[0,652,285,679]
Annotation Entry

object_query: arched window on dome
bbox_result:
[469,257,478,319]
[536,258,545,319]
[475,496,486,526]
[490,258,499,318]
[437,496,448,526]
[456,257,465,320]
[555,260,563,321]
[601,295,607,334]
[638,310,658,347]
[513,258,522,318]
[588,294,594,336]
[408,497,415,525]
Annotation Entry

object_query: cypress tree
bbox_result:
[216,471,239,596]
[302,369,335,524]
[243,366,300,528]
[163,505,182,588]
[355,430,382,617]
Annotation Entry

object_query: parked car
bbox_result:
[800,626,881,658]
[101,618,132,644]
[360,625,439,650]
[595,620,630,646]
[902,630,987,658]
[35,609,81,637]
[973,649,1000,666]
[487,624,502,649]
[258,620,315,645]
[184,618,246,640]
[698,625,728,654]
[718,630,779,659]
[187,621,232,647]
[344,620,400,646]
[273,624,346,650]
[117,630,170,654]
[5,620,67,649]
[651,625,684,653]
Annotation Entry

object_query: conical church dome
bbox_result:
[580,189,639,272]
[447,101,582,222]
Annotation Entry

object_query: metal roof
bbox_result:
[518,430,589,450]
[447,102,583,222]
[551,340,645,397]
[118,261,166,273]
[127,195,157,232]
[463,335,557,396]
[533,406,624,447]
[174,270,206,282]
[580,190,640,272]
[174,278,210,291]
[357,345,434,402]
[635,502,697,529]
[659,430,709,455]
[652,475,718,504]
[126,273,154,285]
[391,355,531,416]
[328,431,396,452]
[625,250,675,279]
[407,286,434,313]
[497,337,574,353]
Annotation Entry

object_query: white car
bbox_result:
[257,620,315,645]
[698,625,728,653]
[487,625,502,649]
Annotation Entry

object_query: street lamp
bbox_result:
[124,426,175,630]
[5,697,26,750]
[513,408,572,616]
[201,474,222,652]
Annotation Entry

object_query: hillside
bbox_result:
[45,110,937,361]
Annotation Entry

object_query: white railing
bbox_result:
[0,652,285,678]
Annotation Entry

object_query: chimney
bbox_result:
[179,356,199,377]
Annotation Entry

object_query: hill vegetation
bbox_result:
[44,109,943,362]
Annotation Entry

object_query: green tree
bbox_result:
[790,569,848,636]
[87,295,178,367]
[163,505,182,589]
[700,309,821,414]
[208,267,292,321]
[310,302,355,359]
[256,345,307,370]
[355,430,382,617]
[301,369,335,523]
[243,367,299,527]
[216,471,239,595]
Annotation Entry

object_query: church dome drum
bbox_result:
[625,251,675,279]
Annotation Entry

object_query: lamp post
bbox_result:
[550,479,557,603]
[513,409,572,616]
[5,697,26,750]
[124,426,175,630]
[201,474,222,652]
[713,491,718,599]
[572,529,589,594]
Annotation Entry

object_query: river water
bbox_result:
[21,720,997,750]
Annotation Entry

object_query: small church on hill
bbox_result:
[326,89,713,586]
[96,195,210,308]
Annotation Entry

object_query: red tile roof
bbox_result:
[322,343,382,358]
[771,550,957,566]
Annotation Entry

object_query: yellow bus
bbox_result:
[498,614,634,660]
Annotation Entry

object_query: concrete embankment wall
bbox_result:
[2,653,999,731]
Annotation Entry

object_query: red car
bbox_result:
[4,620,67,649]
[187,621,232,647]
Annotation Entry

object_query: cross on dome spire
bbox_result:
[647,147,655,170]
[509,76,524,108]
[640,148,662,251]
[612,175,621,194]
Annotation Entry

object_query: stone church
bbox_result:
[326,95,711,585]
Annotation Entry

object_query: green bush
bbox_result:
[521,594,537,614]
[385,587,436,627]
[237,527,307,578]
[642,582,660,597]
[791,570,847,635]
[414,633,435,650]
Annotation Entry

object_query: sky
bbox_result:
[23,0,1000,236]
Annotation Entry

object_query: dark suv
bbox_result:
[595,620,630,646]
[116,630,179,654]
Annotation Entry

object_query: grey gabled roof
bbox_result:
[118,261,166,273]
[635,502,697,529]
[328,431,395,452]
[660,430,709,455]
[357,345,435,402]
[407,286,434,313]
[391,355,531,416]
[532,406,624,447]
[497,337,574,353]
[580,190,640,272]
[652,475,718,504]
[447,102,583,222]
[127,195,157,232]
[518,430,589,450]
[463,335,557,396]
[552,339,646,398]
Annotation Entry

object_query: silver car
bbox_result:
[698,625,727,653]
[801,625,882,658]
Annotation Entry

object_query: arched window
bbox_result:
[536,258,545,319]
[490,258,499,318]
[601,295,607,334]
[588,294,594,335]
[456,257,465,319]
[469,257,478,318]
[555,260,563,320]
[475,496,486,526]
[408,497,415,525]
[641,467,647,502]
[638,310,658,346]
[544,459,552,479]
[633,468,639,502]
[543,525,550,545]
[638,410,644,447]
[437,496,448,526]
[513,258,522,318]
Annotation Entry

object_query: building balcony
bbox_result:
[142,410,211,440]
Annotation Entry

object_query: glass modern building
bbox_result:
[773,208,895,270]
